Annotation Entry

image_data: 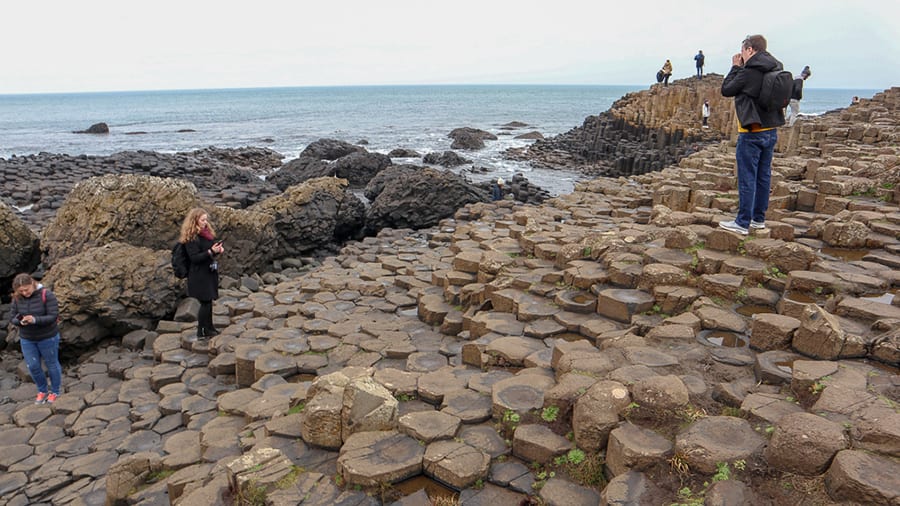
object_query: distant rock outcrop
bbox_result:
[423,151,471,167]
[74,122,109,134]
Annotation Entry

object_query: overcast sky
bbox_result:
[3,0,897,94]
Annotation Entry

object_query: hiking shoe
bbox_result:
[35,392,48,404]
[718,220,748,235]
[750,220,766,229]
[47,393,58,404]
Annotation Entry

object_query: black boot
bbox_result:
[206,328,220,337]
[197,327,207,339]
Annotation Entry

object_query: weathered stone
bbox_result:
[674,416,765,474]
[337,431,425,486]
[423,440,490,490]
[606,422,673,476]
[764,412,849,475]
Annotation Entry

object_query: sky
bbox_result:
[3,0,898,94]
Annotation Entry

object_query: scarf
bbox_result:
[199,226,215,241]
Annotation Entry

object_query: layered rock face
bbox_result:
[0,202,40,294]
[510,76,732,177]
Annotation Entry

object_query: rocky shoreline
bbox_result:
[0,83,899,505]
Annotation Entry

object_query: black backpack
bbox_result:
[171,242,189,279]
[756,69,794,111]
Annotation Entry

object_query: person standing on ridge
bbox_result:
[702,99,711,128]
[786,65,811,127]
[719,34,786,235]
[179,208,225,339]
[661,59,673,86]
[694,50,705,79]
[9,273,63,404]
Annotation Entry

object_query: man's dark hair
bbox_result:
[742,34,767,52]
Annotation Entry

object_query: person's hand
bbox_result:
[212,242,224,255]
[732,53,744,67]
[22,315,35,325]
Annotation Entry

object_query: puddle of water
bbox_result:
[392,475,458,503]
[860,293,895,305]
[820,247,869,262]
[783,291,817,304]
[697,330,749,348]
[774,360,793,374]
[736,304,775,317]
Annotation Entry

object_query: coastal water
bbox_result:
[0,85,879,195]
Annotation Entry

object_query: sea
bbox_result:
[0,85,880,196]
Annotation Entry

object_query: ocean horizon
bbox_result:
[0,84,882,195]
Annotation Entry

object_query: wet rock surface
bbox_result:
[0,84,898,505]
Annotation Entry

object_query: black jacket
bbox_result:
[9,285,60,341]
[185,236,219,301]
[721,51,786,129]
[791,78,804,101]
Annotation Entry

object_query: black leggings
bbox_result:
[198,300,213,332]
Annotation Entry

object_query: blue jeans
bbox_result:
[735,129,777,228]
[21,334,62,395]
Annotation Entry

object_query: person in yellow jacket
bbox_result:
[661,60,673,86]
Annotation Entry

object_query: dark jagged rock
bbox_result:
[388,148,421,158]
[74,122,109,134]
[364,167,485,232]
[449,127,498,141]
[0,202,40,298]
[514,131,544,140]
[363,164,420,201]
[300,138,366,161]
[423,151,471,167]
[331,152,392,187]
[267,156,330,191]
[450,133,485,151]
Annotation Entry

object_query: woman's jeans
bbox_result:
[21,334,62,395]
[735,129,778,228]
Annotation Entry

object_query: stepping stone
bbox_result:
[440,390,492,424]
[622,346,679,367]
[12,405,52,427]
[399,411,461,442]
[406,352,448,373]
[234,344,269,387]
[491,374,556,419]
[606,422,674,476]
[149,363,185,392]
[254,352,298,381]
[524,318,566,338]
[489,460,531,486]
[485,336,547,367]
[467,370,514,395]
[226,447,295,502]
[373,368,421,397]
[417,369,469,404]
[573,380,631,452]
[740,393,805,424]
[764,412,849,475]
[539,476,601,506]
[597,289,655,323]
[458,425,510,459]
[674,416,765,474]
[208,352,236,376]
[458,483,528,505]
[600,471,665,505]
[512,424,572,464]
[423,440,490,490]
[824,449,900,505]
[337,431,425,486]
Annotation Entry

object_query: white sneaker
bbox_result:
[718,220,748,235]
[749,220,766,229]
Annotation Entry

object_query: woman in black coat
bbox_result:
[179,208,225,338]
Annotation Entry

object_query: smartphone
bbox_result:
[215,238,225,245]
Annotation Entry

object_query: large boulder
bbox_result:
[0,201,41,295]
[363,164,419,201]
[251,177,364,257]
[300,138,366,161]
[331,152,392,187]
[41,175,200,267]
[422,151,471,167]
[267,156,331,191]
[364,167,485,232]
[74,122,109,134]
[40,174,277,276]
[42,242,183,347]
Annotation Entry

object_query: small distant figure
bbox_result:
[787,65,811,127]
[491,178,504,201]
[694,50,705,79]
[851,96,860,105]
[661,59,673,86]
[702,99,710,128]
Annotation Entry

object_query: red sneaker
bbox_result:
[47,393,58,404]
[35,392,48,404]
